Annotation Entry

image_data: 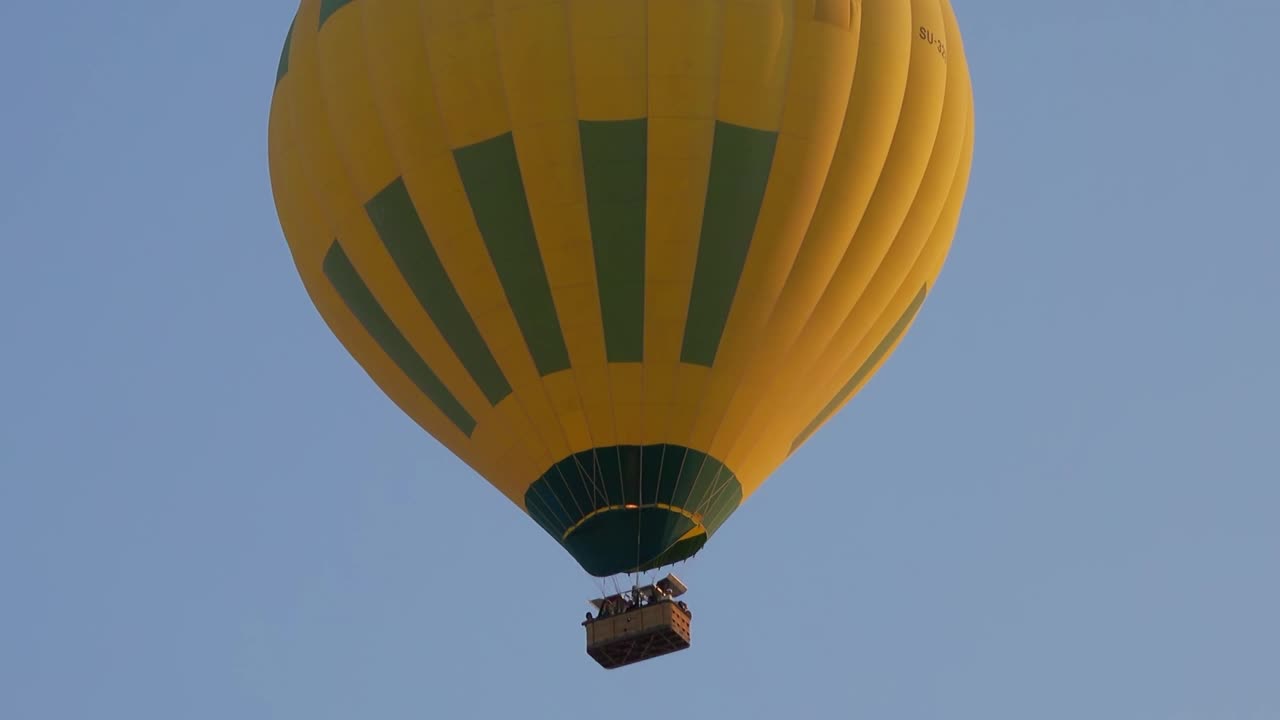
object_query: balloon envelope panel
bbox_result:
[268,0,974,577]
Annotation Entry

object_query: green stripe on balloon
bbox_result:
[365,177,512,406]
[580,119,647,363]
[454,133,571,377]
[322,241,477,437]
[681,121,779,367]
[317,0,357,30]
[275,17,294,87]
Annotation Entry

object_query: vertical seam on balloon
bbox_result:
[643,0,667,559]
[641,1,654,572]
[433,2,596,520]
[400,0,579,516]
[310,6,464,420]
[632,1,651,574]
[481,3,590,520]
[637,0,652,569]
[690,1,803,517]
[780,12,974,461]
[676,114,779,507]
[648,1,717,534]
[783,135,969,460]
[678,2,798,369]
[678,2,798,519]
[283,5,403,419]
[550,1,606,515]
[334,4,498,433]
[483,0,615,519]
[786,88,973,458]
[742,0,962,461]
[280,2,475,446]
[624,4,651,571]
[699,2,871,474]
[353,2,542,422]
[810,0,949,322]
[660,1,729,515]
[468,6,571,382]
[779,8,964,454]
[721,0,927,470]
[695,3,854,477]
[555,0,628,524]
[516,1,612,517]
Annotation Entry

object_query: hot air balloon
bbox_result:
[268,0,973,667]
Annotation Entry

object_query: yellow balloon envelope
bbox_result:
[268,0,974,576]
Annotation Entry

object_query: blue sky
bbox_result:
[2,1,1277,718]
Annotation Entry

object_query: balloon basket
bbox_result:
[582,575,691,669]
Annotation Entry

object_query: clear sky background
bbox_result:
[2,1,1277,718]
